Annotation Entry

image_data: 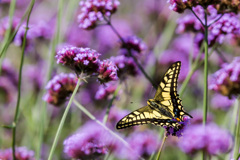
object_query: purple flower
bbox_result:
[0,16,20,41]
[211,94,235,110]
[189,109,213,124]
[123,131,160,160]
[209,57,240,98]
[43,73,79,106]
[0,147,35,160]
[121,36,147,54]
[95,82,117,100]
[178,123,233,155]
[97,59,118,83]
[63,121,121,159]
[33,20,53,40]
[164,116,191,137]
[78,0,120,29]
[56,46,100,75]
[110,55,138,79]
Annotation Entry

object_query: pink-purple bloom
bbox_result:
[63,121,121,159]
[78,0,120,29]
[43,73,79,106]
[0,147,35,160]
[178,123,233,155]
[211,94,235,110]
[97,59,118,83]
[95,82,117,100]
[110,55,138,79]
[209,57,240,98]
[123,131,160,160]
[56,46,100,75]
[121,36,147,54]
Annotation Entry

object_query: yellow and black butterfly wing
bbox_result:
[154,61,192,122]
[116,105,174,129]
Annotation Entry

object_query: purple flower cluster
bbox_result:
[110,55,138,79]
[123,131,160,160]
[95,82,117,100]
[63,121,121,159]
[0,147,35,160]
[189,109,213,124]
[178,123,233,155]
[0,16,20,41]
[209,57,240,98]
[78,0,120,29]
[56,46,118,83]
[121,36,147,54]
[43,73,79,106]
[164,116,191,137]
[97,60,118,83]
[177,6,240,47]
[211,93,235,110]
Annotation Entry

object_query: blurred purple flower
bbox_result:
[0,16,20,41]
[123,131,160,160]
[43,73,79,106]
[211,94,235,110]
[63,121,122,159]
[78,0,120,29]
[121,36,147,55]
[110,55,138,79]
[189,109,213,124]
[178,123,233,155]
[209,57,240,98]
[56,46,100,75]
[1,59,18,86]
[14,24,37,51]
[0,146,35,160]
[33,20,53,40]
[95,82,117,100]
[105,106,129,129]
[97,59,118,83]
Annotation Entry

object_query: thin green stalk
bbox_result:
[47,76,82,160]
[233,99,240,159]
[73,100,130,148]
[37,0,65,158]
[156,134,167,160]
[0,0,16,56]
[103,85,120,124]
[11,1,35,159]
[202,8,209,126]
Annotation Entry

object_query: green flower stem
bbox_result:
[0,0,16,57]
[11,1,35,159]
[37,0,65,158]
[233,98,240,159]
[103,85,120,124]
[156,134,167,160]
[47,77,82,160]
[202,8,209,126]
[73,99,130,148]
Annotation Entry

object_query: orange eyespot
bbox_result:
[176,118,181,122]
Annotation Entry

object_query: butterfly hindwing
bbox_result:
[116,105,174,129]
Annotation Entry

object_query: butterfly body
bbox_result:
[116,61,192,130]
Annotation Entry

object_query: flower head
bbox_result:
[78,0,120,29]
[215,0,240,14]
[163,116,191,137]
[0,147,35,160]
[95,82,117,100]
[209,57,240,98]
[63,121,121,159]
[43,73,79,106]
[211,93,235,110]
[110,55,138,79]
[178,123,233,155]
[121,36,147,54]
[123,131,160,160]
[56,46,100,75]
[97,59,118,83]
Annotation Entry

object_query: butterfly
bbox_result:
[116,61,192,130]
